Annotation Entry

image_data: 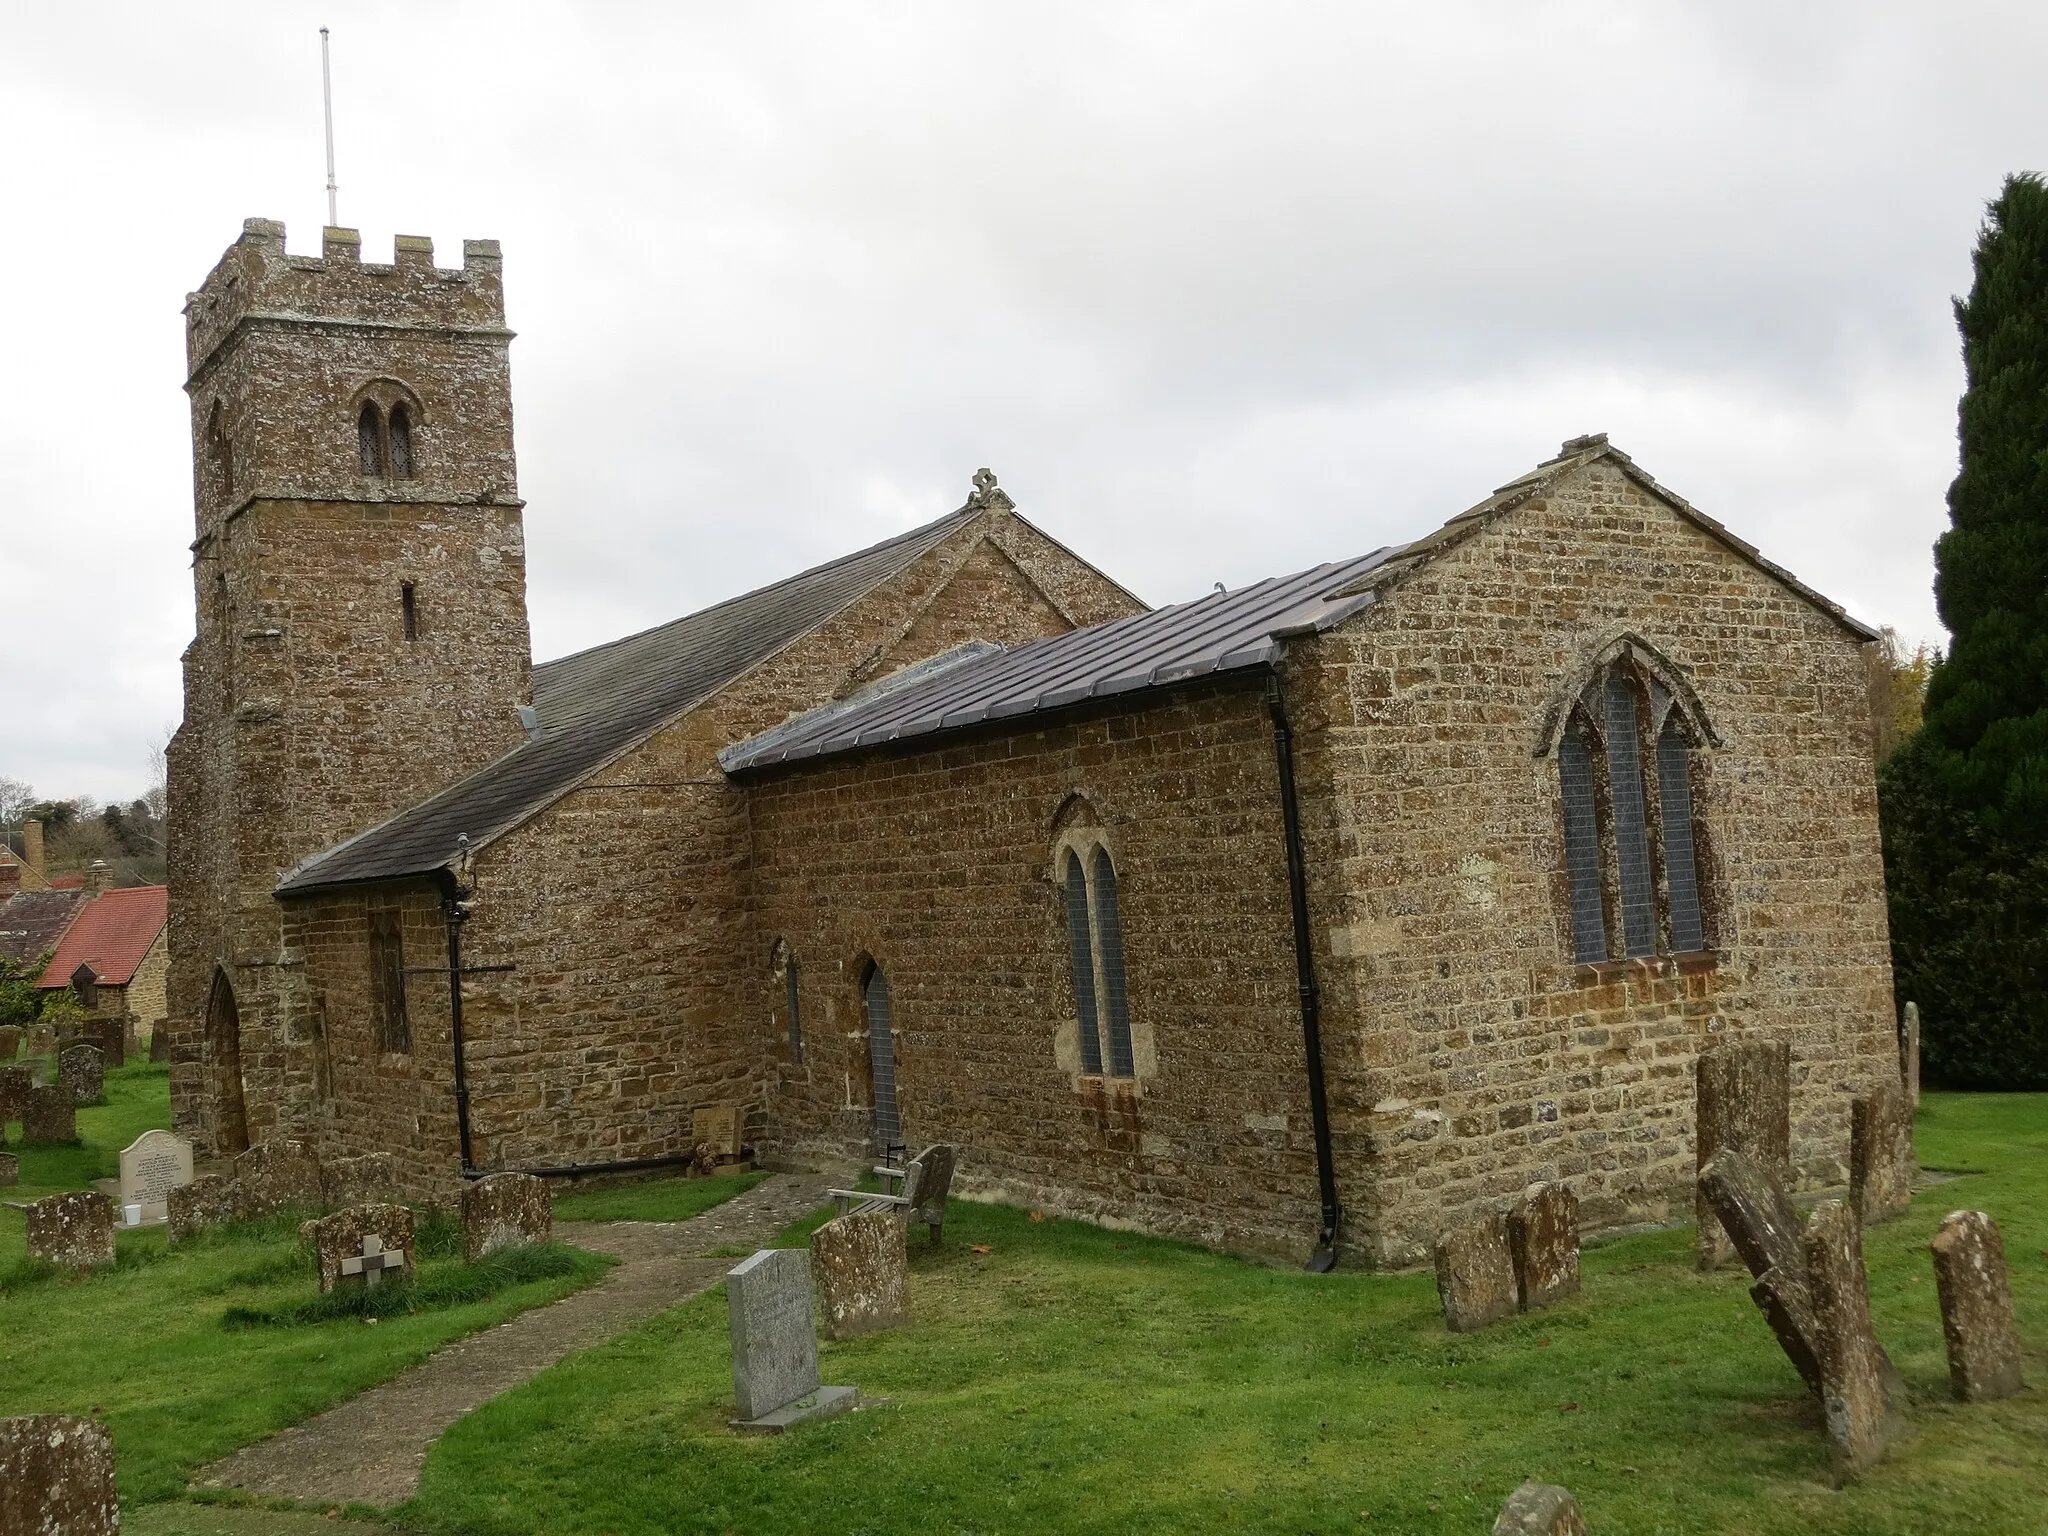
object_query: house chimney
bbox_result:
[22,819,43,878]
[84,859,113,896]
[0,854,17,899]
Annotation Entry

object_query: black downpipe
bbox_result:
[436,871,477,1175]
[1266,672,1343,1271]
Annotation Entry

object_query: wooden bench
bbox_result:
[829,1143,957,1245]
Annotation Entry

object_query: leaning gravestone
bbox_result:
[323,1152,400,1209]
[1930,1209,2025,1403]
[167,1174,242,1246]
[0,1154,16,1187]
[0,1414,119,1536]
[0,1062,29,1125]
[1508,1181,1580,1312]
[1899,1002,1921,1109]
[0,1025,21,1061]
[1433,1211,1519,1333]
[26,1190,116,1271]
[307,1204,415,1293]
[1494,1481,1586,1535]
[59,1044,103,1107]
[1695,1036,1791,1269]
[1804,1199,1905,1474]
[236,1138,323,1215]
[118,1129,194,1227]
[22,1085,78,1144]
[461,1171,552,1262]
[726,1248,858,1432]
[1849,1077,1915,1226]
[812,1206,910,1339]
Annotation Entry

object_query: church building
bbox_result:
[168,218,1898,1267]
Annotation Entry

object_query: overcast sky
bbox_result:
[4,3,2042,804]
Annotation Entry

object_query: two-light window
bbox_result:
[358,401,415,480]
[1063,844,1134,1079]
[1556,659,1708,964]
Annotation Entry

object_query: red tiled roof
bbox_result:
[36,886,169,989]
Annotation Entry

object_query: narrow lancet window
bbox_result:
[1604,671,1657,958]
[863,963,900,1153]
[358,402,385,477]
[1657,718,1706,953]
[1064,852,1104,1074]
[1558,726,1608,964]
[388,405,415,478]
[401,582,418,641]
[784,954,803,1063]
[1091,848,1136,1078]
[368,908,411,1054]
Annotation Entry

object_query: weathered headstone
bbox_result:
[236,1138,323,1215]
[1804,1199,1904,1474]
[87,1017,126,1070]
[323,1152,400,1209]
[812,1206,910,1339]
[22,1085,78,1144]
[1508,1182,1580,1312]
[1899,1002,1920,1109]
[1493,1482,1586,1535]
[0,1414,119,1536]
[461,1171,552,1262]
[0,1154,16,1187]
[118,1129,194,1227]
[1930,1209,2025,1403]
[24,1023,55,1058]
[725,1247,858,1432]
[26,1190,116,1271]
[1695,1036,1791,1268]
[148,1026,171,1063]
[1433,1212,1519,1333]
[167,1174,242,1246]
[0,1062,29,1125]
[0,1025,21,1061]
[1849,1078,1915,1226]
[307,1204,415,1293]
[59,1044,104,1107]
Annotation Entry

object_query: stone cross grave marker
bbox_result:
[813,1205,910,1339]
[118,1129,194,1228]
[26,1190,116,1271]
[308,1203,416,1293]
[726,1247,858,1432]
[1930,1209,2025,1403]
[1695,1036,1790,1269]
[345,1235,407,1287]
[1900,1001,1921,1109]
[1493,1481,1586,1535]
[1433,1211,1519,1332]
[1849,1077,1915,1226]
[59,1044,103,1107]
[1508,1181,1580,1313]
[0,1414,120,1536]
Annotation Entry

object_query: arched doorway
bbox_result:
[861,961,900,1159]
[206,965,250,1157]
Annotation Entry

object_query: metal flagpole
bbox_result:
[320,27,339,227]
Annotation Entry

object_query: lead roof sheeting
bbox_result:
[276,507,979,894]
[720,548,1395,772]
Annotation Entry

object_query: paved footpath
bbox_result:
[193,1172,840,1510]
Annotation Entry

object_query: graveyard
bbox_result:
[0,1053,2041,1533]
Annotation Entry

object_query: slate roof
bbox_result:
[0,888,92,965]
[276,505,984,894]
[35,886,168,988]
[721,549,1395,772]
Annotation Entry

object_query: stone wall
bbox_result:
[124,928,169,1031]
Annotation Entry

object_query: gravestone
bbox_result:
[1695,1037,1791,1268]
[59,1044,103,1107]
[0,1025,20,1060]
[22,1085,77,1144]
[25,1023,55,1058]
[323,1152,400,1209]
[1849,1078,1915,1226]
[118,1129,194,1227]
[1508,1182,1580,1312]
[87,1017,126,1070]
[149,1026,171,1063]
[1899,1002,1920,1109]
[26,1190,116,1271]
[461,1171,552,1262]
[0,1414,119,1536]
[0,1154,16,1187]
[812,1206,910,1339]
[1804,1199,1904,1474]
[1493,1482,1586,1536]
[0,1062,29,1125]
[307,1204,415,1293]
[1433,1212,1519,1332]
[725,1247,858,1432]
[236,1138,323,1215]
[1930,1209,2025,1402]
[167,1174,242,1245]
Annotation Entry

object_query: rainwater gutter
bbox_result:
[1264,669,1343,1272]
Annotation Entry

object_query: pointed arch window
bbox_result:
[388,405,415,478]
[358,402,386,477]
[1061,841,1136,1080]
[1548,651,1713,965]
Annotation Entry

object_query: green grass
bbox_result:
[3,1059,177,1219]
[404,1093,2048,1536]
[549,1169,769,1224]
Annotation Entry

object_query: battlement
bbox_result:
[184,217,509,382]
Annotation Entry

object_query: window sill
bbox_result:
[1569,950,1718,989]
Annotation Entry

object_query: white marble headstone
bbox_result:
[118,1129,194,1227]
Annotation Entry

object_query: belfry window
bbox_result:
[1062,842,1135,1079]
[368,907,411,1055]
[207,400,234,498]
[358,402,385,477]
[1552,655,1711,965]
[388,405,415,478]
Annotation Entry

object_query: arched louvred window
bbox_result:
[862,962,901,1154]
[1063,852,1105,1075]
[1090,847,1136,1078]
[1657,715,1706,954]
[388,405,415,478]
[784,953,804,1063]
[1557,722,1608,964]
[207,400,234,497]
[358,401,385,477]
[1604,670,1657,958]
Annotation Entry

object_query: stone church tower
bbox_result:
[167,219,534,1157]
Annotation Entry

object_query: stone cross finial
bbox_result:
[966,468,1011,510]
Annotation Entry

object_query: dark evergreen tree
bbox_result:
[1882,173,2048,1088]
